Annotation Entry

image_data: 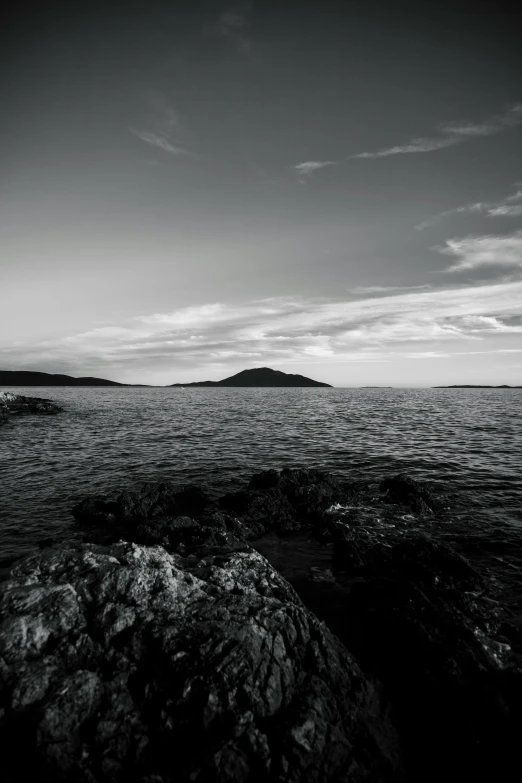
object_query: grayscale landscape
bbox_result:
[1,2,521,781]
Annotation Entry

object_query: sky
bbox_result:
[1,0,521,386]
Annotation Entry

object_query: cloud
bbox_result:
[353,137,459,159]
[215,3,253,54]
[130,129,191,156]
[3,280,522,378]
[435,230,522,272]
[417,184,522,229]
[130,95,196,157]
[487,204,522,218]
[293,161,336,182]
[352,103,522,159]
[351,284,432,295]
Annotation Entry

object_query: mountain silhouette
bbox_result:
[0,371,144,387]
[169,367,331,387]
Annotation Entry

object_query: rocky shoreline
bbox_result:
[1,463,521,782]
[0,391,63,425]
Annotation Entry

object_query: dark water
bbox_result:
[1,386,522,605]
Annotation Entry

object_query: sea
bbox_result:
[1,386,522,618]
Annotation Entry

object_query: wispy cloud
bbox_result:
[3,280,522,378]
[215,2,253,55]
[436,229,522,272]
[130,129,191,156]
[353,137,459,159]
[130,95,195,157]
[293,161,336,183]
[351,284,432,295]
[417,184,522,229]
[351,103,522,159]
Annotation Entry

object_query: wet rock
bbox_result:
[72,482,213,534]
[72,469,352,553]
[0,392,62,424]
[0,541,402,783]
[38,537,56,550]
[133,512,245,551]
[290,523,515,782]
[379,474,437,514]
[219,468,350,538]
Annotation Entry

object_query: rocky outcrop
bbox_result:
[69,469,522,779]
[0,392,62,425]
[290,507,520,783]
[71,484,236,551]
[72,469,353,550]
[379,474,437,514]
[0,541,402,783]
[220,468,352,536]
[73,482,212,526]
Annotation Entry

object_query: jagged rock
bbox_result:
[290,522,516,783]
[72,482,213,535]
[379,474,436,514]
[0,542,402,783]
[219,468,351,537]
[0,392,62,424]
[72,469,352,552]
[132,512,246,551]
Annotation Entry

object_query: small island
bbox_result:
[169,366,332,387]
[433,384,521,388]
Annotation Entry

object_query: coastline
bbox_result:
[1,393,521,781]
[2,452,522,781]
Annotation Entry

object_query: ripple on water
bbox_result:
[0,387,521,569]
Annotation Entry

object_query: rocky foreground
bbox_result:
[2,468,522,782]
[0,391,63,425]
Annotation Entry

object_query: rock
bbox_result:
[379,474,437,514]
[72,482,211,532]
[290,522,516,782]
[0,392,62,424]
[72,469,352,553]
[0,542,402,783]
[219,468,351,538]
[133,512,243,551]
[38,538,56,550]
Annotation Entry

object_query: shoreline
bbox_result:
[2,393,521,781]
[2,465,522,781]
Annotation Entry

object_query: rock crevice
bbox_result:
[0,542,401,783]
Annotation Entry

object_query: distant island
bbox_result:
[0,371,149,387]
[433,384,521,388]
[0,368,331,388]
[170,367,332,388]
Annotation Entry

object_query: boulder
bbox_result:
[0,541,403,783]
[379,474,437,514]
[0,392,62,424]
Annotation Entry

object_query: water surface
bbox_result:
[1,386,521,589]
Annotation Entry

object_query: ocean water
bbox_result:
[1,386,522,607]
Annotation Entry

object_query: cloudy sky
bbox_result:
[1,0,521,386]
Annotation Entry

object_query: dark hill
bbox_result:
[0,371,144,387]
[170,367,331,387]
[433,384,521,388]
